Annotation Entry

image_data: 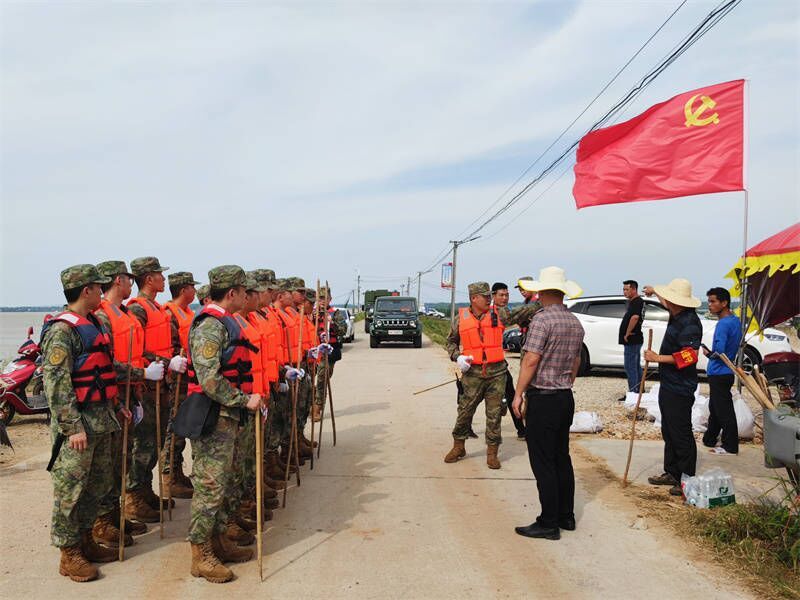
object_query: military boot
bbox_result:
[311,404,322,423]
[165,472,194,499]
[143,485,175,510]
[486,444,501,470]
[280,446,302,469]
[174,462,194,490]
[225,519,255,547]
[59,546,98,582]
[265,451,289,482]
[92,513,133,548]
[444,438,466,463]
[236,512,257,533]
[80,530,118,563]
[213,532,253,563]
[301,433,318,448]
[111,505,147,536]
[190,541,233,583]
[297,440,313,460]
[125,489,160,523]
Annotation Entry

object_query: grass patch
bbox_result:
[354,312,365,323]
[676,488,800,599]
[420,316,450,347]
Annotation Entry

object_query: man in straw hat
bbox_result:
[511,267,584,540]
[642,279,703,496]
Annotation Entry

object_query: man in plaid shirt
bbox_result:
[511,267,584,541]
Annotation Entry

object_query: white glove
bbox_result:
[285,367,304,381]
[318,343,334,355]
[144,362,165,381]
[456,355,474,373]
[132,403,144,426]
[319,332,329,343]
[278,382,289,393]
[307,347,320,360]
[168,355,188,374]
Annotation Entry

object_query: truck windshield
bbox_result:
[375,298,416,313]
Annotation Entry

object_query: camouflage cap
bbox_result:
[168,271,200,287]
[96,260,133,279]
[208,265,247,290]
[274,278,292,292]
[287,277,306,292]
[318,286,330,300]
[245,272,268,292]
[61,264,111,291]
[196,284,210,303]
[130,256,169,276]
[515,276,534,289]
[251,269,277,288]
[467,281,491,298]
[303,288,317,302]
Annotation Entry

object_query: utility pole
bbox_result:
[448,236,480,327]
[356,273,361,312]
[416,271,422,309]
[407,276,411,298]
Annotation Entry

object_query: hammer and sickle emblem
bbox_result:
[684,94,720,128]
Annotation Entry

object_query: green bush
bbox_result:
[420,316,450,347]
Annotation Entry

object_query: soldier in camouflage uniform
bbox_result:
[312,286,347,422]
[125,257,186,520]
[42,264,133,582]
[444,282,508,470]
[93,260,161,543]
[161,270,201,500]
[296,287,319,455]
[196,284,211,305]
[187,265,263,583]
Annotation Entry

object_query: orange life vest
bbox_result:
[248,310,278,384]
[96,299,145,368]
[126,296,172,361]
[458,307,505,365]
[234,314,265,395]
[277,307,301,364]
[164,301,194,352]
[303,313,319,361]
[267,307,288,365]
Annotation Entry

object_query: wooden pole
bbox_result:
[623,329,653,487]
[310,279,320,470]
[413,378,457,396]
[282,305,305,507]
[155,378,164,537]
[118,329,134,562]
[325,280,337,447]
[255,404,263,581]
[167,349,184,522]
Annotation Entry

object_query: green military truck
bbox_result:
[363,289,397,333]
[369,296,422,348]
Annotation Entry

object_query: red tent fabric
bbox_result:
[746,222,800,257]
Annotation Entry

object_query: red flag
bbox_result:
[573,80,745,209]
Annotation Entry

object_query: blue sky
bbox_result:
[1,1,798,306]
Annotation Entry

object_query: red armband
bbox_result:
[672,347,698,369]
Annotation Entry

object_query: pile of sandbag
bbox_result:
[570,411,603,433]
[622,384,754,439]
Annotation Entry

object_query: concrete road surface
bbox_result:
[0,334,754,599]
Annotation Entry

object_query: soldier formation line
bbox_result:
[42,258,346,583]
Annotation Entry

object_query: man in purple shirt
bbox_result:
[512,267,585,540]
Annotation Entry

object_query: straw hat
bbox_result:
[653,278,701,308]
[517,266,583,298]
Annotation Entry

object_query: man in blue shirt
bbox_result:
[702,287,742,455]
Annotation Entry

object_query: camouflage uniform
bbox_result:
[314,287,347,408]
[43,265,119,548]
[188,266,251,544]
[126,257,171,493]
[446,282,507,447]
[161,271,200,476]
[266,279,292,454]
[93,260,145,516]
[196,284,210,304]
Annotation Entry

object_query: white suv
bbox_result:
[565,296,792,375]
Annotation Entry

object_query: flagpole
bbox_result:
[737,79,750,376]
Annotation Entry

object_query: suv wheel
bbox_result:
[370,336,379,348]
[413,335,422,348]
[578,345,590,376]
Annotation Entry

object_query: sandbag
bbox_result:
[570,411,603,433]
[733,390,755,440]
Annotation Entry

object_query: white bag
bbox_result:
[732,391,755,440]
[570,411,603,433]
[691,392,710,433]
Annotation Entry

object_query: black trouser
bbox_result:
[702,374,738,454]
[525,389,575,529]
[658,387,697,481]
[505,372,525,436]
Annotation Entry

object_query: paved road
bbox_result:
[0,334,754,599]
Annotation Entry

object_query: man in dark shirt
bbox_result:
[619,280,644,400]
[643,279,703,496]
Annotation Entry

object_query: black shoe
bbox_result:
[515,522,560,540]
[647,472,678,486]
[616,396,627,402]
[516,430,526,440]
[467,429,478,439]
[669,484,684,497]
[558,516,576,531]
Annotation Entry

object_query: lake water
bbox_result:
[0,312,52,361]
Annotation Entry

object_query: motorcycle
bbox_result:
[0,323,49,425]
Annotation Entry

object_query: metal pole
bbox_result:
[416,272,422,309]
[357,274,361,312]
[736,189,750,376]
[449,241,458,327]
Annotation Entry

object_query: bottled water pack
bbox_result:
[680,468,736,509]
